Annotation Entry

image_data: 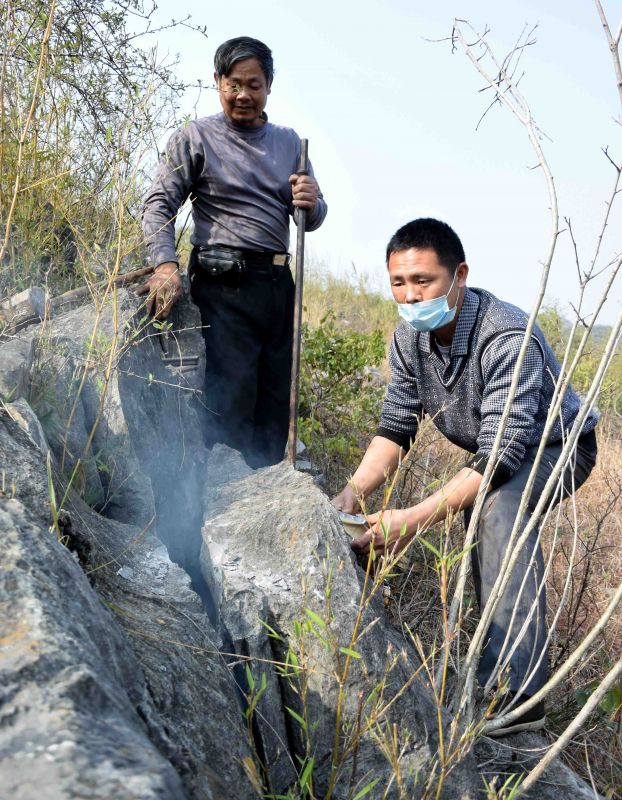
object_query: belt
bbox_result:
[195,244,291,273]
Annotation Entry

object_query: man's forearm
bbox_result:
[348,436,404,499]
[352,466,486,557]
[405,467,483,533]
[142,208,180,268]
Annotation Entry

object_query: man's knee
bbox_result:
[477,487,523,540]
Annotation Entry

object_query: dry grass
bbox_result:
[543,420,622,799]
[303,262,398,344]
[546,420,622,672]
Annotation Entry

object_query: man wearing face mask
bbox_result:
[332,217,598,735]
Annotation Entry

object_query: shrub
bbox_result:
[298,313,386,491]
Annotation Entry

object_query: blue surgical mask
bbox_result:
[397,272,459,332]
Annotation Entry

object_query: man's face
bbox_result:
[388,247,467,306]
[215,57,271,128]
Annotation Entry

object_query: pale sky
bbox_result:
[146,0,622,325]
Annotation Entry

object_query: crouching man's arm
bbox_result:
[352,467,484,558]
[331,435,405,514]
[333,330,422,514]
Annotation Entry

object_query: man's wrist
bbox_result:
[155,261,179,274]
[404,506,424,537]
[347,477,369,503]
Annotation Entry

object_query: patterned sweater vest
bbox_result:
[392,288,582,454]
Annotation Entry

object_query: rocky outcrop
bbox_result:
[201,447,479,798]
[199,447,601,799]
[0,289,602,799]
[24,289,207,552]
[0,296,258,800]
[0,495,187,800]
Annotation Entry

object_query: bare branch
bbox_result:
[594,0,622,107]
[565,216,583,284]
[443,20,561,712]
[517,657,622,796]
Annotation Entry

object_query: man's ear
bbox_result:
[267,79,272,95]
[457,262,469,287]
[214,71,219,87]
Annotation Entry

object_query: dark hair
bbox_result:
[214,37,274,84]
[386,218,466,274]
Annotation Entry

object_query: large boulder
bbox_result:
[0,286,209,569]
[200,446,603,800]
[0,495,187,800]
[201,447,479,799]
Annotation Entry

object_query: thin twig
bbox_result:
[594,0,622,108]
[517,658,622,796]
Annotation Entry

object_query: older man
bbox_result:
[141,36,327,467]
[333,218,598,735]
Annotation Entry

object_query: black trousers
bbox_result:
[189,250,295,469]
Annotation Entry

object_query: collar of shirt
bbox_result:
[420,287,481,385]
[220,111,269,140]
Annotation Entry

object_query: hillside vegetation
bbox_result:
[1,2,621,796]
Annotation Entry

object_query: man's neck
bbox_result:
[432,287,466,347]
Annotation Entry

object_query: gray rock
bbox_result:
[4,397,49,454]
[200,448,601,799]
[0,286,47,333]
[112,293,207,567]
[0,337,34,401]
[201,447,478,799]
[69,493,259,800]
[0,285,47,316]
[0,496,186,800]
[28,334,107,510]
[0,407,53,518]
[2,289,208,546]
[0,405,258,800]
[475,733,604,799]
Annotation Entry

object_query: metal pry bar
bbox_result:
[287,138,309,465]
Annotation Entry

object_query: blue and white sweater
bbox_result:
[378,287,598,485]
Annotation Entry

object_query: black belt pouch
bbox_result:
[195,246,243,276]
[193,246,245,288]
